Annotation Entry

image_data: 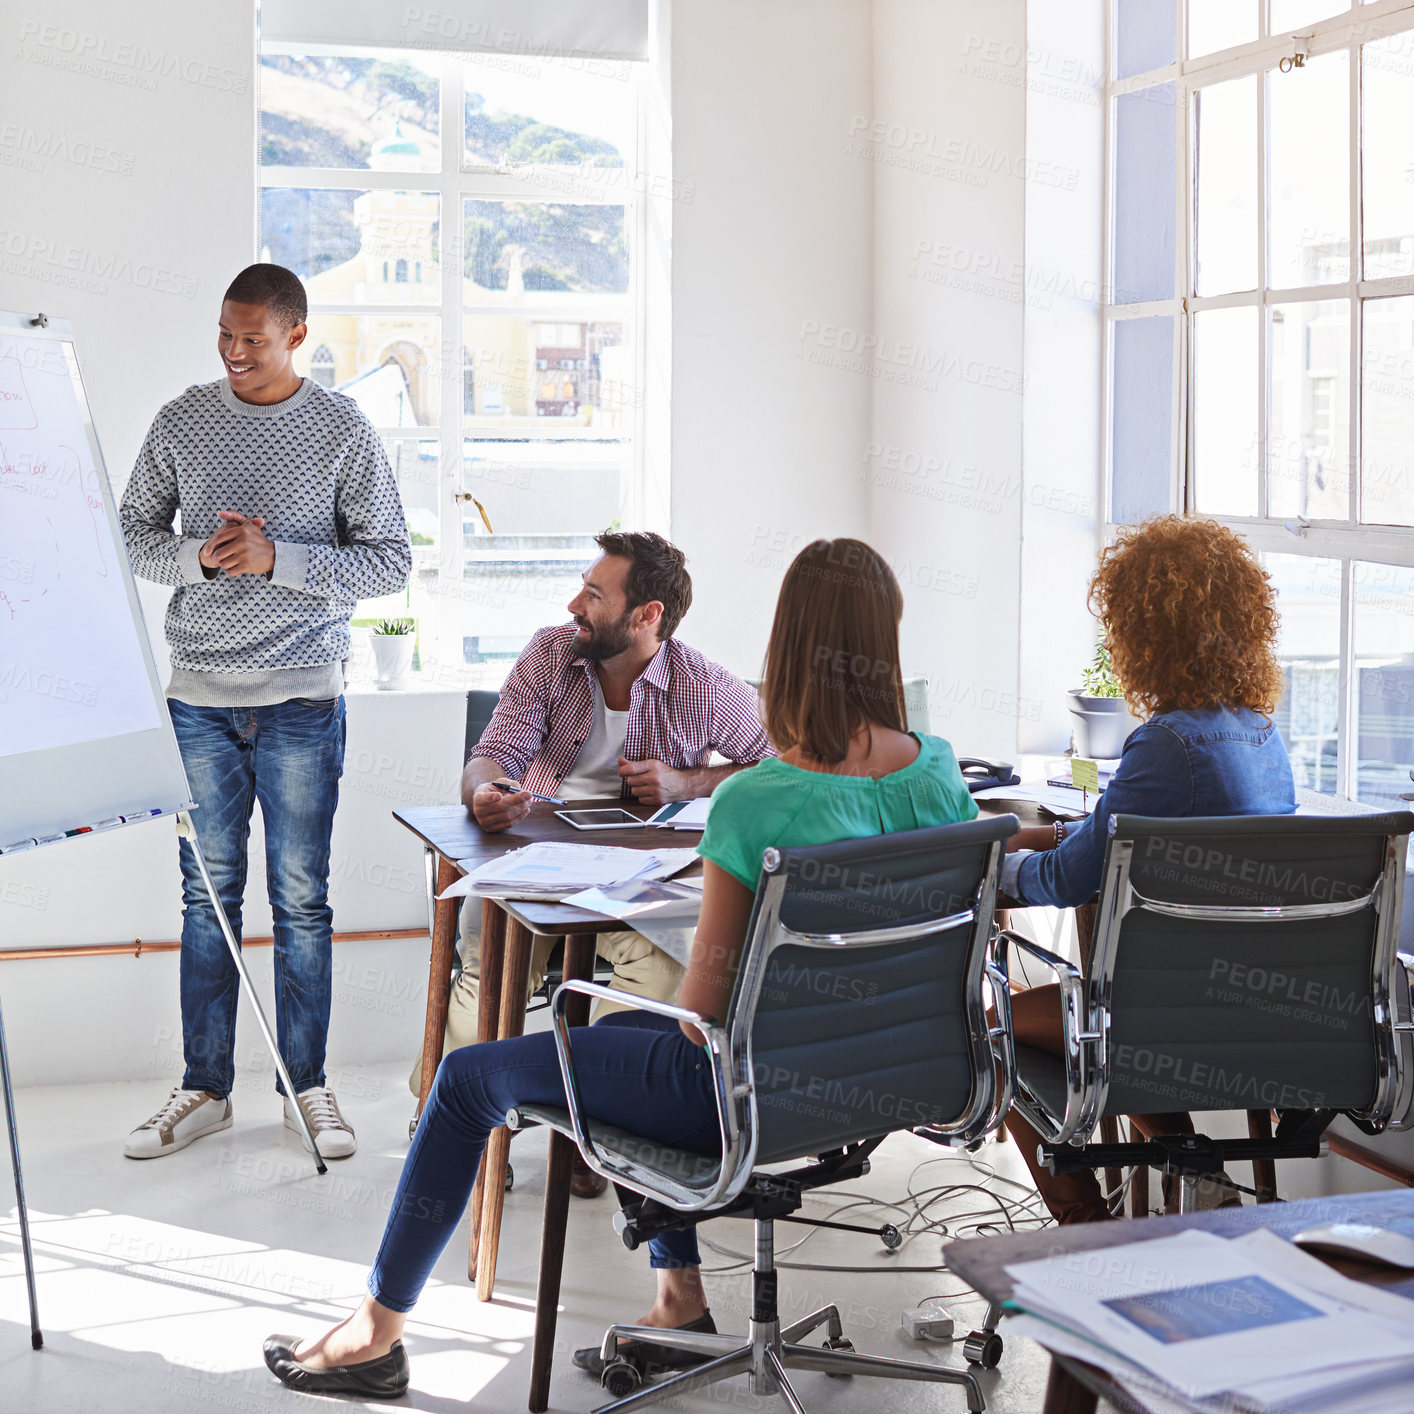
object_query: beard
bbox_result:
[575,610,636,661]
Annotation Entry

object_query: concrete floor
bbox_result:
[0,1063,1059,1414]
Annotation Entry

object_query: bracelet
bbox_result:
[1052,820,1066,849]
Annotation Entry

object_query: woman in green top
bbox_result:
[262,539,977,1400]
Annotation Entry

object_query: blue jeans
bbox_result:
[368,1012,716,1313]
[169,696,345,1098]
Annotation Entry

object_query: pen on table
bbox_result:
[490,781,566,806]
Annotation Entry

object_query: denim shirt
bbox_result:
[1007,706,1297,909]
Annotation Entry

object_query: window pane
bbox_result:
[1117,0,1176,79]
[465,319,627,427]
[1110,315,1174,521]
[1188,0,1257,58]
[1268,299,1350,520]
[463,57,634,170]
[383,437,440,553]
[261,188,440,304]
[1267,552,1341,794]
[293,315,441,427]
[1114,85,1176,303]
[1269,0,1345,31]
[453,441,627,663]
[1361,294,1414,526]
[464,201,628,295]
[1192,306,1259,515]
[260,53,439,169]
[1194,75,1257,295]
[1354,560,1414,808]
[1268,52,1349,288]
[1362,34,1414,280]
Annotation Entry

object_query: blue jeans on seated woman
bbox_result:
[368,1011,717,1314]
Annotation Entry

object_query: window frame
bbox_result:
[1104,0,1414,802]
[257,40,650,680]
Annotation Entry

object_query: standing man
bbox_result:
[120,264,411,1161]
[417,532,772,1194]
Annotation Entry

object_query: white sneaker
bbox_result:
[284,1086,356,1160]
[124,1087,232,1159]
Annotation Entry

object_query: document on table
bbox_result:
[972,780,1100,817]
[437,842,700,901]
[646,797,714,830]
[560,876,705,967]
[1005,1229,1414,1412]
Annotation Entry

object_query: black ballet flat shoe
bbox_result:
[573,1311,717,1379]
[263,1333,410,1399]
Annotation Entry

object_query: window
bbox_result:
[308,343,336,387]
[1106,4,1414,803]
[259,47,644,687]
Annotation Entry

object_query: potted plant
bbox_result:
[1067,643,1138,760]
[370,617,416,690]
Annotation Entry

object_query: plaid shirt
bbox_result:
[470,623,774,798]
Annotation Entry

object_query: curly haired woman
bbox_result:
[1001,515,1295,1224]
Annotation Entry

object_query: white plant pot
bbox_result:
[1067,691,1139,760]
[371,633,415,690]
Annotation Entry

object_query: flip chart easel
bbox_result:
[0,311,327,1349]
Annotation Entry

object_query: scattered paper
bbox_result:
[437,842,699,901]
[972,781,1098,817]
[1004,1228,1414,1412]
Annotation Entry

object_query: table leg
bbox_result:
[528,934,596,1412]
[1043,1359,1100,1414]
[468,900,508,1281]
[1129,1118,1150,1220]
[418,855,461,1113]
[476,915,535,1301]
[1248,1109,1278,1202]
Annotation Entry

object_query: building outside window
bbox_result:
[258,47,644,685]
[1105,1,1414,806]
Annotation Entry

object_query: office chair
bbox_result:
[463,688,500,764]
[509,814,1021,1413]
[1004,811,1414,1212]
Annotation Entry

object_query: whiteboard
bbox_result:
[0,312,192,846]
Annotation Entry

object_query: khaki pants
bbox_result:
[407,899,686,1095]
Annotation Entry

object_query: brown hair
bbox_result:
[594,530,693,640]
[761,539,906,764]
[1090,515,1284,720]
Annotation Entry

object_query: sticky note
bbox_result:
[1071,758,1100,794]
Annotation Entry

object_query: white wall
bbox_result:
[1019,0,1105,752]
[664,0,873,677]
[867,0,1028,761]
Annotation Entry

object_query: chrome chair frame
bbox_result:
[531,819,1018,1413]
[1005,812,1414,1212]
[548,831,1016,1212]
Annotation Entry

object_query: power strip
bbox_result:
[902,1306,955,1340]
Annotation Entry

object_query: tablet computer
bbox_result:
[555,808,646,830]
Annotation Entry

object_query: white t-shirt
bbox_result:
[558,678,630,800]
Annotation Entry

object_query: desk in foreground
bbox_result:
[944,1190,1414,1414]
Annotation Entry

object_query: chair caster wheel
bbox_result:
[880,1223,902,1251]
[963,1330,1003,1368]
[601,1356,643,1397]
[823,1335,855,1376]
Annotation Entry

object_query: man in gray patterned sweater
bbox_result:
[119,264,411,1161]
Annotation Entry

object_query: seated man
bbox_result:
[413,531,773,1190]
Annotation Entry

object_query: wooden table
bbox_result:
[944,1189,1414,1414]
[392,798,695,1408]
